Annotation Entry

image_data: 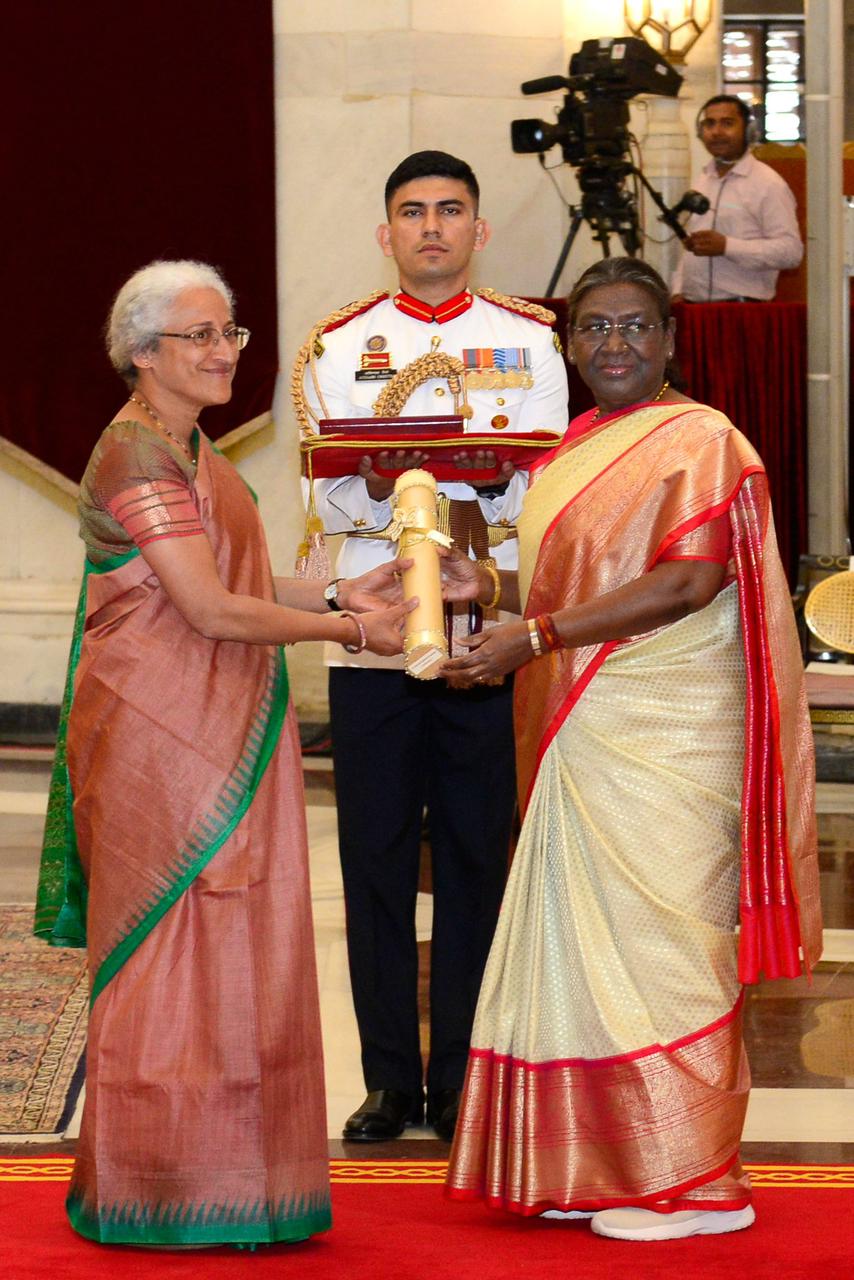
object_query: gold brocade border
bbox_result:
[2,1159,853,1188]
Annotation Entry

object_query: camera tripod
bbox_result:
[544,163,690,296]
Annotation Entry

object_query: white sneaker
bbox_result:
[540,1209,596,1220]
[591,1205,756,1241]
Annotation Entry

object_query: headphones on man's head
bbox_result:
[695,94,759,147]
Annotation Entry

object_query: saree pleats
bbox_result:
[38,429,330,1246]
[68,703,329,1246]
[447,403,818,1216]
[450,591,751,1212]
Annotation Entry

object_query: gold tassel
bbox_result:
[294,536,310,578]
[294,514,331,580]
[295,449,331,579]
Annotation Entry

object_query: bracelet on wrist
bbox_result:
[477,559,501,610]
[339,611,367,655]
[535,613,563,652]
[526,617,543,657]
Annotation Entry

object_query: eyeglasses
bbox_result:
[572,320,666,345]
[156,325,251,350]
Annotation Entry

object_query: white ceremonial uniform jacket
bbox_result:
[300,288,569,669]
[671,151,802,302]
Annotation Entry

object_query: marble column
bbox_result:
[806,0,848,554]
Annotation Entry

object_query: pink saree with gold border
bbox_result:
[35,423,330,1247]
[446,402,820,1216]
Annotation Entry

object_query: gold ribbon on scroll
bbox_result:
[390,470,451,680]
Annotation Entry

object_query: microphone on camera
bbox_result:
[670,190,711,218]
[521,76,573,95]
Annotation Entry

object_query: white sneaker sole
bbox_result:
[540,1209,596,1220]
[591,1205,756,1241]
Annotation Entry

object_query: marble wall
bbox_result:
[1,0,722,717]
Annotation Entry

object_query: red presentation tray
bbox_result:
[302,416,563,481]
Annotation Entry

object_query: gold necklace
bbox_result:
[128,394,196,466]
[591,380,670,424]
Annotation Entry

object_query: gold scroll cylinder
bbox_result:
[393,469,448,680]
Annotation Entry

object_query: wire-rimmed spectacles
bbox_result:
[572,320,666,345]
[157,325,251,350]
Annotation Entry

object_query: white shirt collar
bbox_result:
[702,149,756,180]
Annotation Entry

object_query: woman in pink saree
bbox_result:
[441,258,821,1242]
[34,260,411,1249]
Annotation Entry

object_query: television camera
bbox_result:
[511,37,710,293]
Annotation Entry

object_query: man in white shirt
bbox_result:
[293,151,568,1145]
[672,95,803,302]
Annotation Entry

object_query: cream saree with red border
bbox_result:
[447,403,819,1216]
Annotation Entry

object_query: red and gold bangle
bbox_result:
[535,613,563,652]
[339,611,367,654]
[526,617,543,657]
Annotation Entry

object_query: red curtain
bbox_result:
[1,2,277,483]
[672,301,808,582]
[534,299,809,582]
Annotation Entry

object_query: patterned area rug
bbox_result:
[0,905,87,1135]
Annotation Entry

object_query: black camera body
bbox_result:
[511,36,682,166]
[569,36,682,97]
[510,38,705,285]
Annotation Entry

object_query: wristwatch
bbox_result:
[323,578,343,611]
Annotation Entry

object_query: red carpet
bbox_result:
[1,1160,852,1279]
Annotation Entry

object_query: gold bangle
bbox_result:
[477,559,501,610]
[527,617,543,657]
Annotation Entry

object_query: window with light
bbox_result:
[722,19,805,143]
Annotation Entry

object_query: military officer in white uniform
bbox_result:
[293,151,568,1145]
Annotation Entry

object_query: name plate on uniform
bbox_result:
[302,416,562,481]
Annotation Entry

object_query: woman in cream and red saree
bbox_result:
[34,261,414,1250]
[441,258,820,1242]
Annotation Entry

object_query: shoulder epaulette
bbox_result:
[476,288,556,327]
[291,290,389,434]
[319,290,389,338]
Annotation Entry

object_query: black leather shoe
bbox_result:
[427,1088,461,1143]
[342,1090,424,1142]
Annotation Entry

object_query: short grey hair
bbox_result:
[107,259,235,386]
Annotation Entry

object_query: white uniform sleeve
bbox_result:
[477,470,529,524]
[302,340,382,531]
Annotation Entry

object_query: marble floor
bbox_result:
[2,749,854,1163]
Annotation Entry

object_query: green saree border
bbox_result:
[34,550,141,947]
[89,645,288,1005]
[34,545,291,1016]
[67,1184,331,1247]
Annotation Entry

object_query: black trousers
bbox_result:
[329,667,516,1098]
